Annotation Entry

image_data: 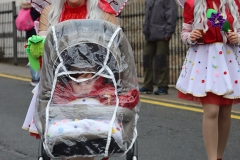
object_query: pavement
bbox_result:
[1,62,240,114]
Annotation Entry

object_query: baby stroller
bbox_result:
[35,19,140,160]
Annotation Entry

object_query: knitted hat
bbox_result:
[21,0,32,9]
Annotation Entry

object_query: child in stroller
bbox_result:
[53,66,139,109]
[35,19,140,160]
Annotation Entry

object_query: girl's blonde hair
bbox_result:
[48,0,104,27]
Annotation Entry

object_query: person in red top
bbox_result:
[176,0,240,160]
[37,0,119,37]
[22,0,120,160]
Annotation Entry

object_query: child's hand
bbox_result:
[189,30,202,42]
[227,31,239,44]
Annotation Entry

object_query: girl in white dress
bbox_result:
[176,0,240,160]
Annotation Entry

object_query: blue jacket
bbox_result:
[143,0,178,41]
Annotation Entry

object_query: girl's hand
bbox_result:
[189,30,202,42]
[227,31,239,44]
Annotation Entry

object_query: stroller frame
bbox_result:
[36,19,139,160]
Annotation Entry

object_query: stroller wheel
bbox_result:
[132,156,137,160]
[38,140,51,160]
[127,156,138,160]
[126,139,138,160]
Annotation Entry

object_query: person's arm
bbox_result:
[38,5,52,36]
[181,23,198,45]
[181,1,197,45]
[102,12,119,26]
[237,10,240,46]
[228,0,240,45]
[164,0,178,40]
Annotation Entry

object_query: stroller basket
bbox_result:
[52,137,123,156]
[39,139,138,160]
[35,19,140,159]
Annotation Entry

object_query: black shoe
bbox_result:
[139,87,152,94]
[154,88,168,95]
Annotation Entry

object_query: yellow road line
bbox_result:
[140,94,201,107]
[141,99,203,112]
[1,72,240,120]
[0,73,31,82]
[140,99,240,120]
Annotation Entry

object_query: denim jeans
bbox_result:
[30,65,40,82]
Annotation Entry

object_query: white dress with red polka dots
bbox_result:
[176,43,240,99]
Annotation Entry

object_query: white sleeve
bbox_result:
[181,23,197,45]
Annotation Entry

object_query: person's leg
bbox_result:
[202,104,219,160]
[29,65,40,86]
[154,40,169,94]
[141,41,156,91]
[217,105,232,159]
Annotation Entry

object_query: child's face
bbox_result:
[69,73,96,95]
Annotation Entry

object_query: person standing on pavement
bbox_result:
[176,0,240,160]
[139,0,178,95]
[20,0,41,87]
[22,0,119,160]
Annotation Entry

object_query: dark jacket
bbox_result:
[26,8,40,40]
[143,0,178,41]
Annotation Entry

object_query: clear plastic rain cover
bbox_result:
[34,19,140,159]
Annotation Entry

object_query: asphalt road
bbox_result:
[0,76,240,160]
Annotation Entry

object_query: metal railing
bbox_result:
[0,1,26,65]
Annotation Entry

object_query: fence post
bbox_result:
[12,1,18,65]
